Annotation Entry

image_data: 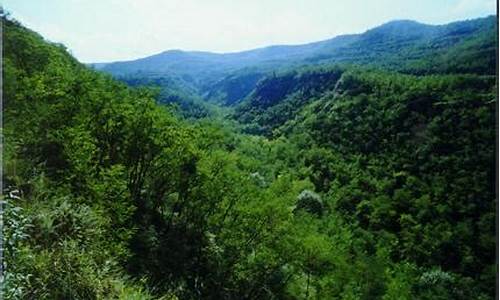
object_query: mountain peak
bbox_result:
[381,19,423,26]
[363,19,436,38]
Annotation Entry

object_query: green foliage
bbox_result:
[3,12,496,300]
[235,66,344,136]
[294,190,324,216]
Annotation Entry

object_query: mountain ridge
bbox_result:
[92,15,493,65]
[95,15,496,105]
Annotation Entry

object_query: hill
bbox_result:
[4,11,498,300]
[97,16,496,105]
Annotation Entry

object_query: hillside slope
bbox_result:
[4,12,498,300]
[97,15,496,105]
[235,65,497,299]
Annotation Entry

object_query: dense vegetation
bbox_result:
[3,11,497,300]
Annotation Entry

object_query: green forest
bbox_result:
[2,11,497,300]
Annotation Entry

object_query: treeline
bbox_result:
[3,12,497,300]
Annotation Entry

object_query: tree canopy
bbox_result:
[3,12,497,300]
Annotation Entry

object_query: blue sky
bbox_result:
[3,0,496,63]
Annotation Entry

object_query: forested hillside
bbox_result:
[3,11,498,300]
[97,16,496,106]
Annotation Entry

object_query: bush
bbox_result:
[294,190,324,216]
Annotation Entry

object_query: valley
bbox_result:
[3,12,497,300]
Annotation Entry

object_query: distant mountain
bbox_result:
[97,15,496,105]
[96,33,358,95]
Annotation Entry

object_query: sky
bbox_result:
[3,0,496,63]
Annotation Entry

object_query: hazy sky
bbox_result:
[3,0,496,63]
